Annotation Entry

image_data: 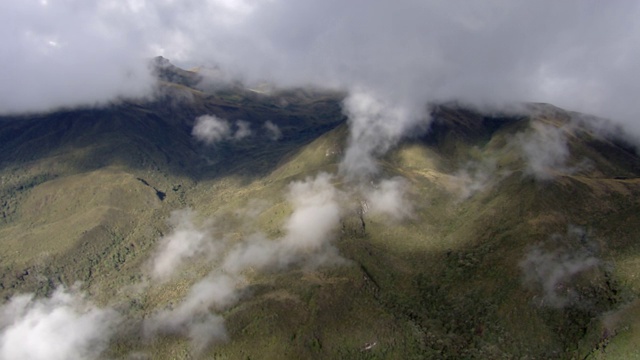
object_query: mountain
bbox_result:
[1,60,640,359]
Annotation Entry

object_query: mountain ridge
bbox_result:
[1,61,640,359]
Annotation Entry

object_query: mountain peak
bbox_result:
[151,56,202,88]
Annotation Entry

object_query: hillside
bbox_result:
[1,62,640,359]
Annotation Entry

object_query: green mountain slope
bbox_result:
[1,63,640,359]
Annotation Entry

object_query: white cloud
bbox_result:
[150,209,220,281]
[515,122,573,180]
[0,287,120,360]
[146,173,345,350]
[282,173,342,250]
[192,115,232,145]
[233,120,252,140]
[192,115,254,144]
[520,226,600,308]
[144,273,239,353]
[0,1,155,114]
[223,172,344,272]
[4,0,640,178]
[263,120,282,141]
[449,159,510,200]
[2,0,640,135]
[339,90,429,179]
[363,177,413,221]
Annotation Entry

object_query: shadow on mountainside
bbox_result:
[0,85,346,186]
[2,63,640,358]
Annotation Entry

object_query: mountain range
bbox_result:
[1,59,640,359]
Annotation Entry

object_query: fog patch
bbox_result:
[233,120,252,140]
[0,287,120,360]
[283,173,343,253]
[339,90,429,180]
[514,122,575,180]
[143,273,241,353]
[149,209,220,282]
[145,173,345,352]
[223,172,344,272]
[363,177,413,221]
[192,115,254,145]
[264,120,282,141]
[192,115,231,144]
[449,159,509,200]
[194,65,242,93]
[520,226,601,308]
[570,112,640,154]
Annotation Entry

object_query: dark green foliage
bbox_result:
[1,64,640,359]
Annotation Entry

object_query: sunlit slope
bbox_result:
[0,82,345,299]
[368,105,640,358]
[1,72,640,358]
[130,104,640,359]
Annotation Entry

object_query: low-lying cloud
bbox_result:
[362,177,413,221]
[448,159,506,200]
[192,115,253,145]
[233,120,252,140]
[339,90,429,179]
[150,209,219,282]
[222,174,344,273]
[520,226,600,308]
[6,0,640,180]
[7,1,640,125]
[145,172,345,351]
[263,120,282,141]
[143,273,240,353]
[515,122,573,180]
[0,287,119,360]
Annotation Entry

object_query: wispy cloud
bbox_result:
[263,120,282,141]
[144,172,345,352]
[149,209,220,282]
[362,177,413,221]
[233,120,252,140]
[143,273,240,353]
[515,122,572,180]
[192,115,253,145]
[520,226,600,308]
[448,159,505,200]
[339,90,429,179]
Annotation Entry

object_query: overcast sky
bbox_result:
[2,0,639,133]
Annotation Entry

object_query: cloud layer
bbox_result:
[0,0,155,114]
[4,1,640,131]
[5,0,640,179]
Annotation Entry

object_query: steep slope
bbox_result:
[0,71,345,299]
[1,63,640,359]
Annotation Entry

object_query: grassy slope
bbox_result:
[1,77,640,358]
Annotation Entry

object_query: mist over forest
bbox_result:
[1,1,640,359]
